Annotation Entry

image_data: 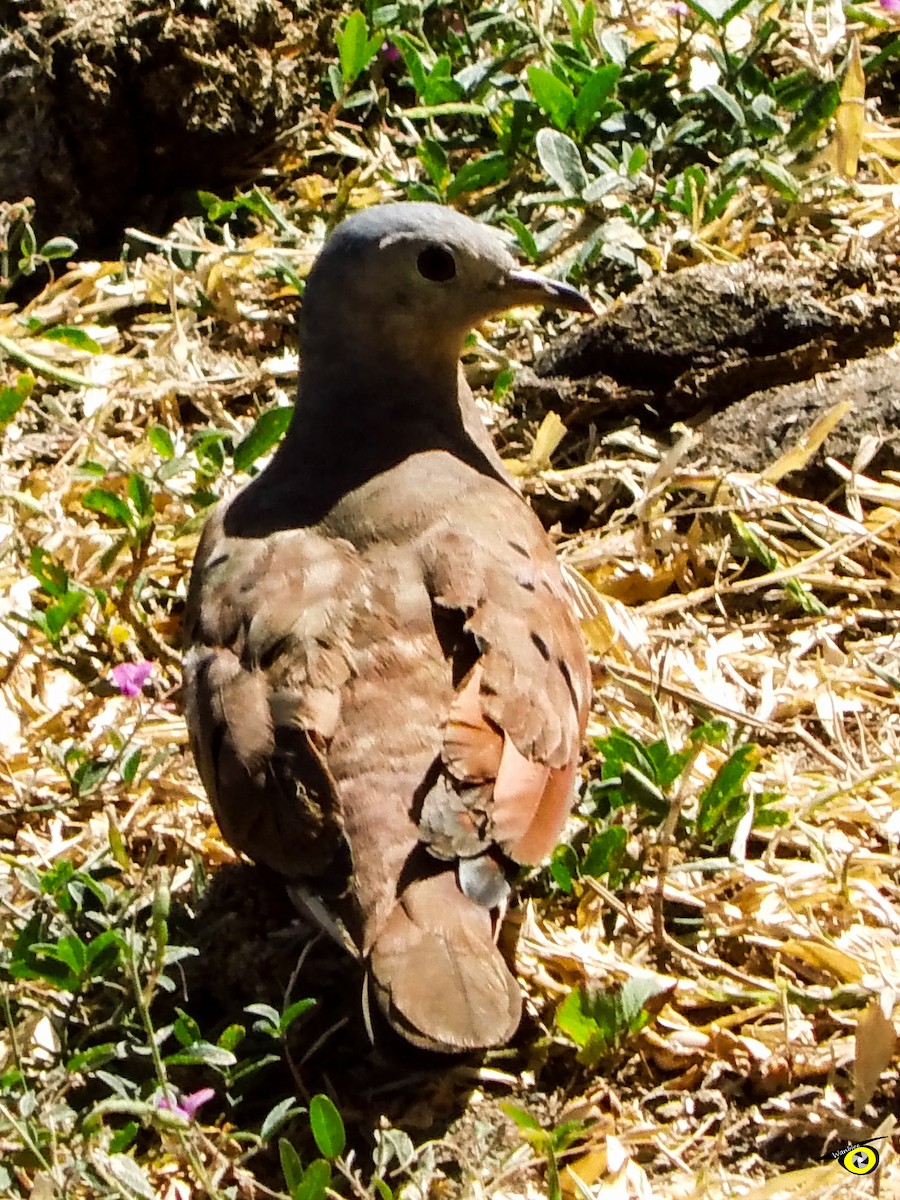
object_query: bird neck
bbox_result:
[281,357,508,484]
[224,359,515,538]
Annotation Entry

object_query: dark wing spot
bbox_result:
[558,656,581,712]
[508,540,530,558]
[531,632,550,661]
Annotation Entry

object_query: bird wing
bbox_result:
[417,494,592,871]
[182,501,365,880]
[364,487,591,1050]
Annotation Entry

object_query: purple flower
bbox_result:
[158,1088,215,1120]
[110,660,153,697]
[669,1,689,13]
[381,40,402,63]
[881,0,900,11]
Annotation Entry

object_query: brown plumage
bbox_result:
[183,203,593,1052]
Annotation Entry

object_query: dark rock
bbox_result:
[695,349,900,484]
[535,258,900,426]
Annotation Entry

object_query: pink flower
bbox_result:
[669,1,689,13]
[110,660,153,697]
[158,1088,215,1120]
[381,40,402,63]
[881,0,900,11]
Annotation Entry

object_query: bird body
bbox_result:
[184,203,592,1051]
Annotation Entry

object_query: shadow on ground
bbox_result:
[163,863,532,1190]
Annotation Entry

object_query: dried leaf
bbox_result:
[853,992,897,1114]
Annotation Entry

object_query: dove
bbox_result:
[183,202,593,1052]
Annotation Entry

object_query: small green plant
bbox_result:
[555,972,676,1066]
[16,547,91,650]
[0,199,78,300]
[730,514,830,615]
[280,1092,346,1200]
[330,9,383,113]
[501,1103,588,1200]
[549,722,786,895]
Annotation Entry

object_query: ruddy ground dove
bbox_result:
[184,203,593,1052]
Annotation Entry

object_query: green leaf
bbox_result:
[500,1102,543,1132]
[573,64,621,139]
[21,940,80,989]
[696,743,758,836]
[556,976,669,1066]
[164,1041,237,1068]
[309,1093,346,1159]
[295,1160,332,1200]
[423,55,463,106]
[687,0,756,25]
[688,719,732,748]
[0,373,33,427]
[29,547,68,597]
[67,1043,118,1072]
[705,83,745,125]
[39,236,78,261]
[217,1023,246,1052]
[626,144,647,174]
[446,152,509,199]
[121,748,142,784]
[40,326,103,354]
[108,1122,139,1154]
[84,929,124,972]
[127,473,153,520]
[501,215,538,261]
[866,33,900,76]
[528,65,576,130]
[418,138,451,190]
[402,101,488,120]
[77,459,108,478]
[759,158,801,202]
[280,1139,305,1198]
[786,79,841,148]
[596,729,658,783]
[44,590,87,641]
[173,1009,202,1048]
[536,128,588,197]
[581,826,628,879]
[82,487,133,528]
[392,33,428,98]
[148,424,175,459]
[54,934,87,976]
[233,406,293,473]
[336,10,377,87]
[280,998,316,1034]
[556,987,611,1059]
[549,843,576,893]
[262,1096,302,1141]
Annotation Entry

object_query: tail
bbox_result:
[368,870,522,1052]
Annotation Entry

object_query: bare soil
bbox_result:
[0,0,340,251]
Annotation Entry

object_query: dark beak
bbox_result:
[504,267,595,316]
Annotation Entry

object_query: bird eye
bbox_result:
[417,246,457,282]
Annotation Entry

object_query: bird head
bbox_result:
[300,203,593,369]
